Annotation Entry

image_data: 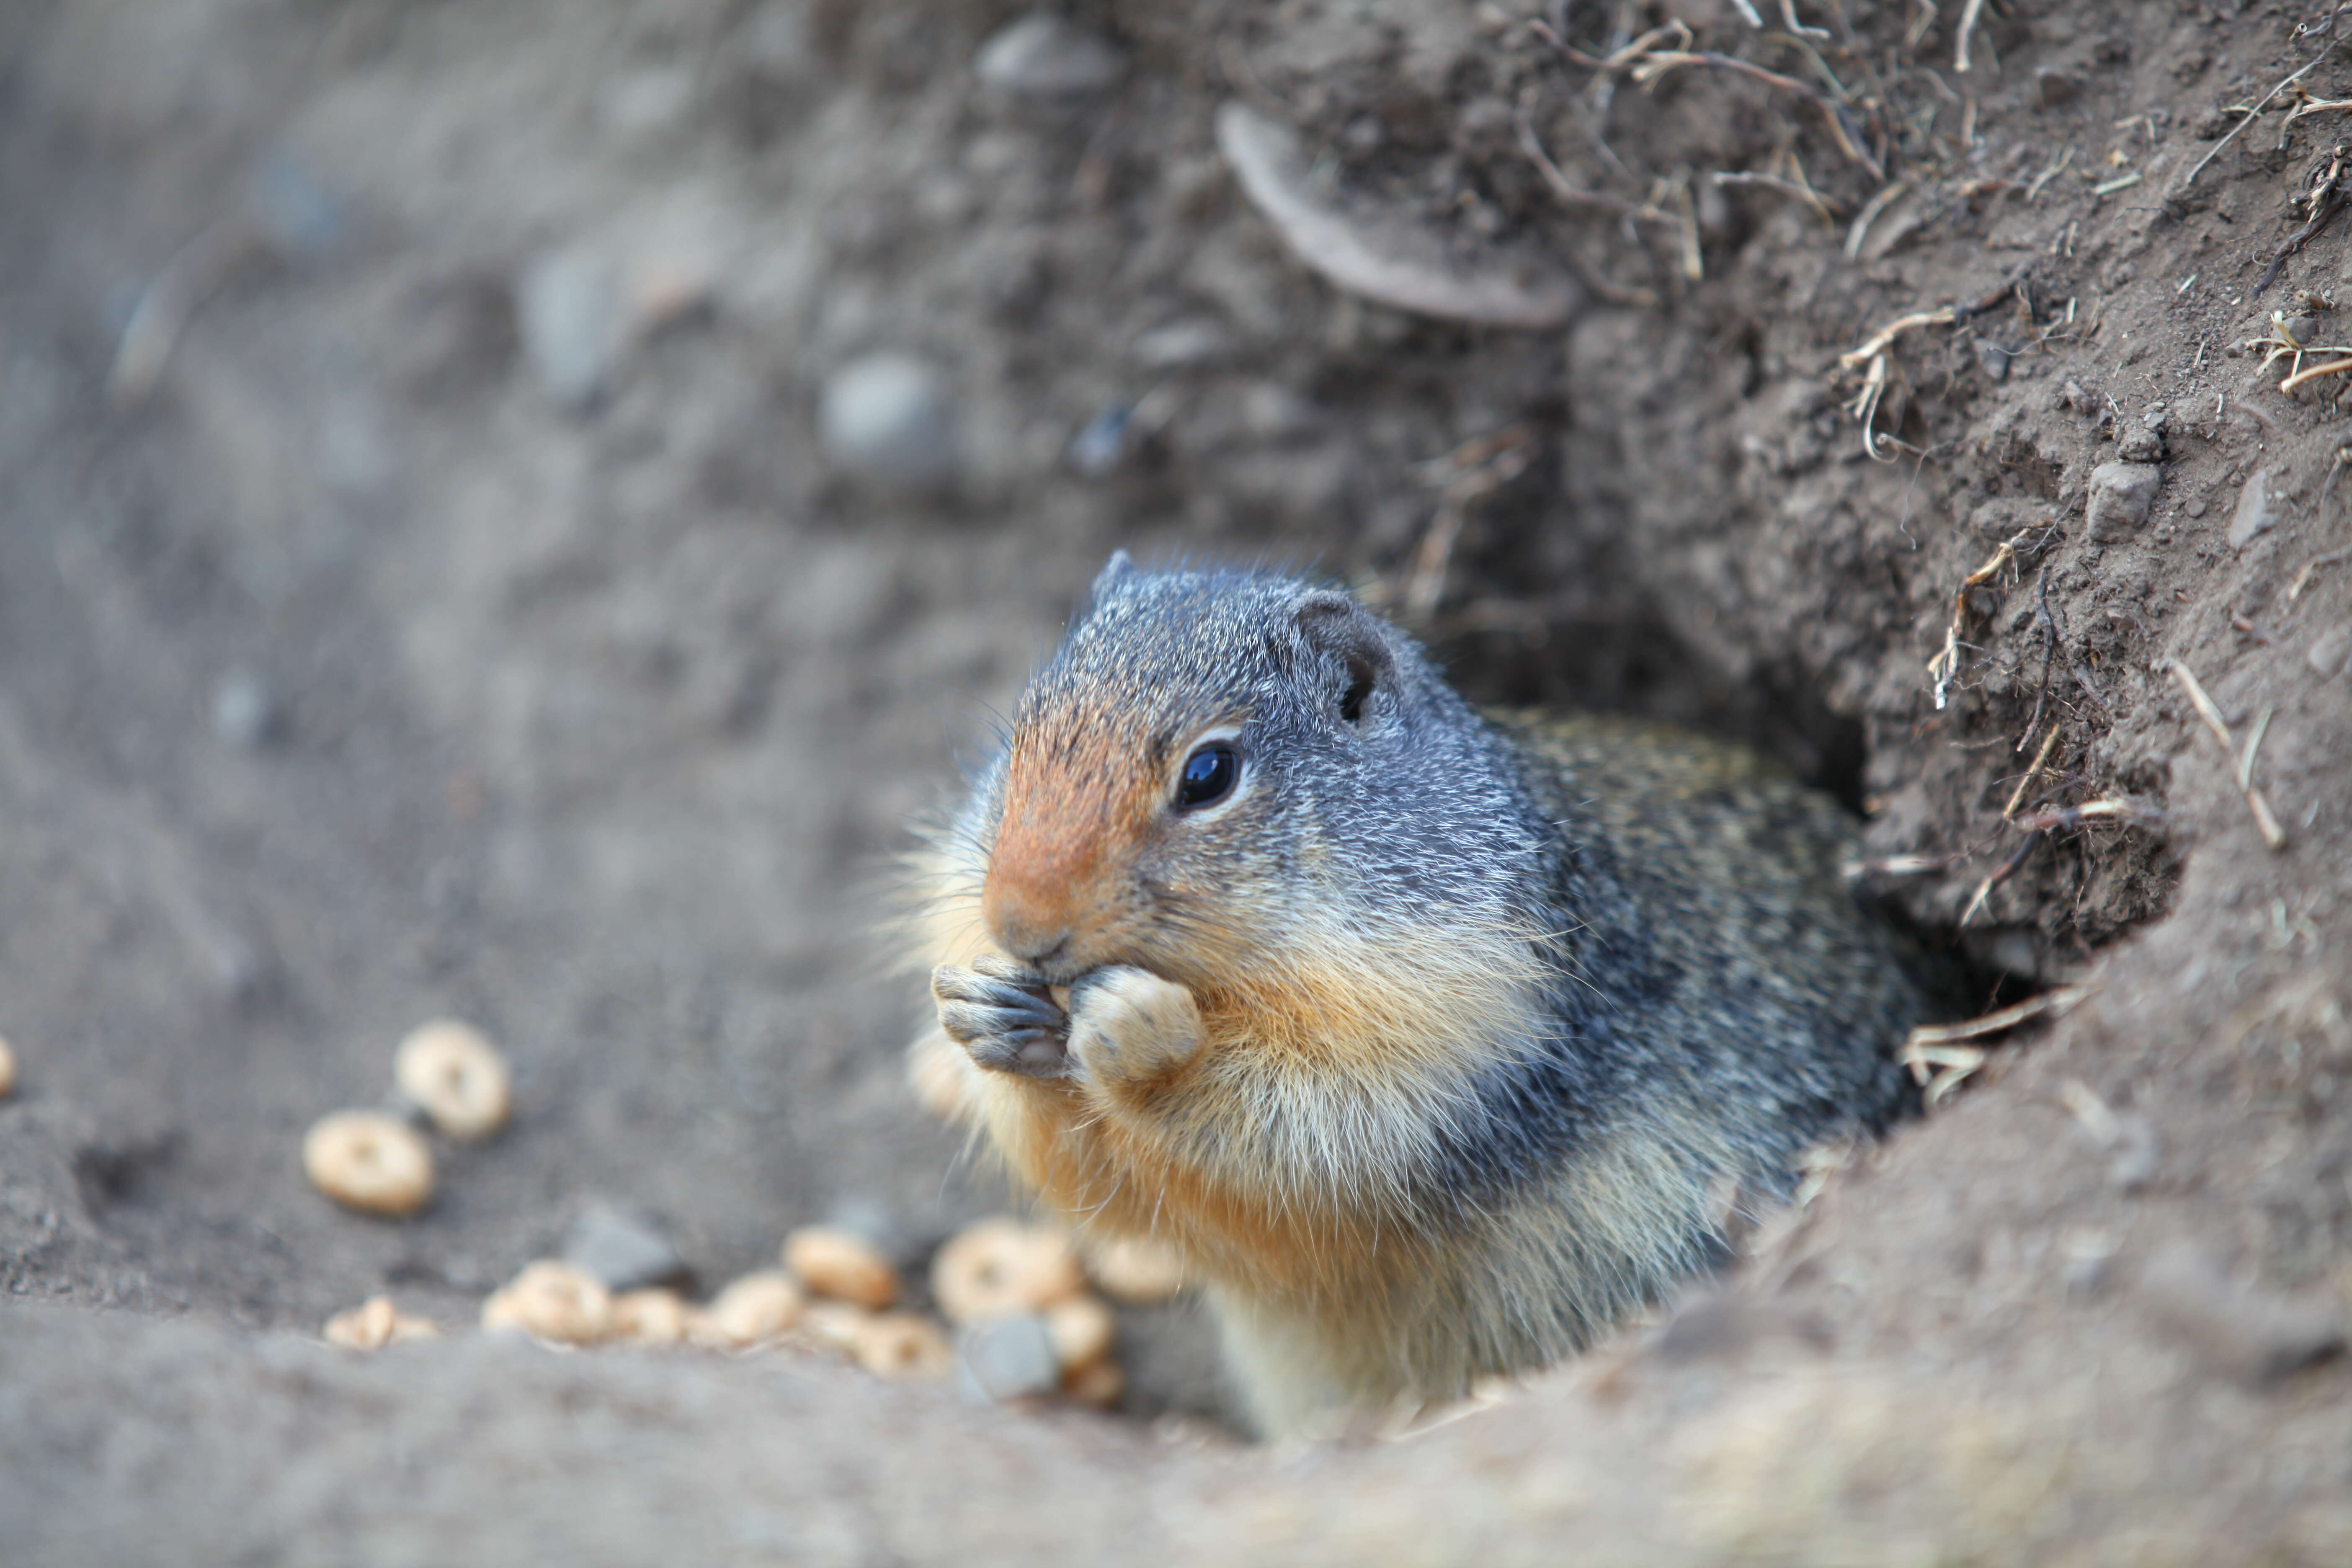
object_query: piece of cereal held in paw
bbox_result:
[931,959,1070,1078]
[1065,966,1205,1087]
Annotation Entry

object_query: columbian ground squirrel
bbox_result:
[908,556,1931,1437]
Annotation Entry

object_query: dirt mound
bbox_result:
[3,0,2349,1560]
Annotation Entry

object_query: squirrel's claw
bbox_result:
[932,962,1072,1079]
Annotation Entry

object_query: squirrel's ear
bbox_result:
[1089,550,1137,605]
[1293,590,1394,727]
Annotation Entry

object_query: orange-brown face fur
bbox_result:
[978,696,1253,987]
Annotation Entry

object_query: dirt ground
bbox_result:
[4,0,2351,1561]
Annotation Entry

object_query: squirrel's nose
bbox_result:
[981,876,1071,967]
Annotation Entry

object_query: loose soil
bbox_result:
[4,0,2351,1562]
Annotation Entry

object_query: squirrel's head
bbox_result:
[972,555,1541,990]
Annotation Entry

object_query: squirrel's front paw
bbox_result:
[933,956,1071,1079]
[1067,967,1205,1093]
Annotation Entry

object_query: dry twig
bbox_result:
[1924,524,2035,709]
[1952,0,1988,75]
[2285,545,2351,601]
[2003,726,2063,821]
[1901,984,2099,1108]
[1836,307,1957,463]
[2182,41,2339,191]
[2167,660,2288,850]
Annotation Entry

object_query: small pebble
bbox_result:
[211,669,279,749]
[1083,1234,1187,1304]
[323,1295,441,1352]
[482,1260,614,1345]
[2035,69,2083,108]
[2085,461,2163,544]
[394,1020,513,1142]
[247,154,347,259]
[783,1226,901,1310]
[1066,405,1133,477]
[563,1201,686,1292]
[1043,1293,1116,1371]
[2230,469,2283,550]
[696,1271,805,1347]
[612,1288,691,1345]
[852,1313,954,1380]
[516,245,629,411]
[2117,423,2165,464]
[0,1034,15,1100]
[932,1218,1086,1323]
[818,352,959,492]
[303,1110,435,1217]
[1130,318,1231,370]
[957,1312,1062,1402]
[2185,498,2208,518]
[2307,622,2352,678]
[972,13,1127,98]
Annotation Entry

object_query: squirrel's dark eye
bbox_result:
[1175,744,1240,810]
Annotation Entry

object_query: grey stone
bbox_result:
[2308,622,2352,678]
[2085,461,2162,542]
[2230,468,2285,549]
[561,1202,686,1292]
[1130,318,1232,370]
[210,669,279,749]
[973,13,1126,99]
[818,352,959,491]
[516,246,629,410]
[957,1313,1060,1402]
[2036,69,2083,107]
[1973,337,2011,382]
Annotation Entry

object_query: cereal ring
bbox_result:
[1043,1293,1116,1371]
[303,1111,434,1217]
[783,1226,900,1310]
[695,1271,804,1348]
[1083,1235,1188,1305]
[394,1020,513,1142]
[931,1218,1085,1324]
[851,1312,953,1379]
[323,1296,441,1351]
[797,1300,873,1353]
[481,1261,614,1345]
[612,1288,691,1345]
